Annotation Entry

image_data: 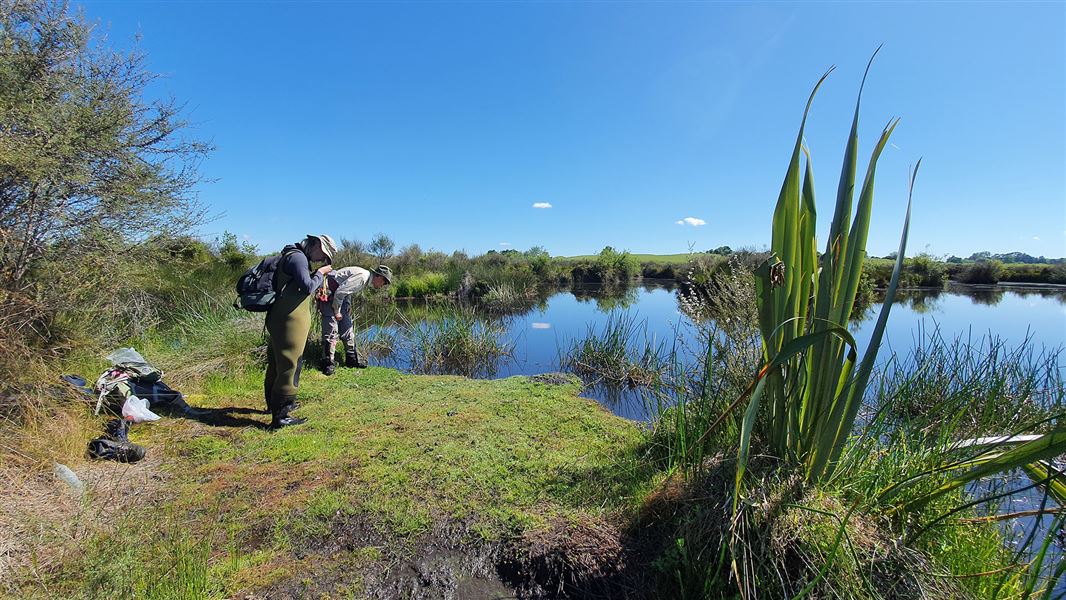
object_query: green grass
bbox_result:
[31,366,658,598]
[393,271,453,298]
[560,311,667,387]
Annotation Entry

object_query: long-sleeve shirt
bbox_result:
[327,266,371,315]
[279,245,324,296]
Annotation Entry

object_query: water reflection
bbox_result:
[359,283,1066,418]
[570,283,640,312]
[966,287,1006,307]
[894,288,945,313]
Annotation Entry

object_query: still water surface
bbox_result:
[373,283,1065,420]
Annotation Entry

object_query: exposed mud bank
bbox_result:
[254,513,657,600]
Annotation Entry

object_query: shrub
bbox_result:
[1050,263,1066,284]
[999,263,1053,283]
[956,260,1003,284]
[904,253,945,287]
[596,246,640,282]
[641,262,678,279]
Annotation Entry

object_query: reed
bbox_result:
[560,311,667,388]
[405,305,513,377]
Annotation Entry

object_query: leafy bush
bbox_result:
[595,246,640,282]
[641,262,679,279]
[903,253,945,287]
[215,232,259,269]
[1051,263,1066,284]
[956,260,1003,284]
[999,263,1054,283]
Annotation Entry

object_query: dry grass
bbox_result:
[0,452,167,595]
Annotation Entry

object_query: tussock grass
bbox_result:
[560,312,668,388]
[879,325,1063,436]
[404,306,514,378]
[393,271,453,298]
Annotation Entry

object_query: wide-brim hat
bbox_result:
[307,234,337,263]
[372,264,393,284]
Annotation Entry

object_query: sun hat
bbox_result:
[371,265,393,284]
[306,234,337,263]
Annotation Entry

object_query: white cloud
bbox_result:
[676,216,706,227]
[531,322,551,329]
[532,202,552,209]
[1032,236,1041,241]
[499,242,511,247]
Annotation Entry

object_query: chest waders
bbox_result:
[264,261,312,427]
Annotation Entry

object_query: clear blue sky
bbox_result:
[78,0,1065,258]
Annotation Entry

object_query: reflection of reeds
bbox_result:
[560,312,667,388]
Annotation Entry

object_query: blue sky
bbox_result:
[79,1,1065,258]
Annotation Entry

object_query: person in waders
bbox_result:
[316,264,393,375]
[265,234,336,428]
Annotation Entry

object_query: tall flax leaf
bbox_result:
[740,49,906,488]
[1021,461,1066,505]
[831,118,900,326]
[760,68,832,455]
[734,325,859,510]
[768,67,833,356]
[805,49,881,446]
[811,161,918,483]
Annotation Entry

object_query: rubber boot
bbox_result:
[92,419,145,462]
[345,348,367,369]
[270,394,306,429]
[104,418,130,442]
[321,355,335,376]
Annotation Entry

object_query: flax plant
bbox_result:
[733,52,904,490]
[734,55,1066,494]
[733,50,1066,559]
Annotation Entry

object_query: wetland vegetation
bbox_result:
[2,3,1065,599]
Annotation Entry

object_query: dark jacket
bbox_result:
[278,243,324,296]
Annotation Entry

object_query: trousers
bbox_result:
[319,297,354,357]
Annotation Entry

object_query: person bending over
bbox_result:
[317,264,393,375]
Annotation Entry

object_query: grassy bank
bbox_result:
[8,366,658,598]
[10,359,1052,599]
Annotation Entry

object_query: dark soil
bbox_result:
[250,510,667,600]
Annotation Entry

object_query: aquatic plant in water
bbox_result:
[404,306,514,378]
[560,311,667,388]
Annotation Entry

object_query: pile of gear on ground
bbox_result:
[63,348,194,464]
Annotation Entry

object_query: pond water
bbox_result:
[369,282,1066,420]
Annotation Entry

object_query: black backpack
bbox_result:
[233,248,298,312]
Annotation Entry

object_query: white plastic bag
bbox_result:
[106,347,148,365]
[121,395,160,423]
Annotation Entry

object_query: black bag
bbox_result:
[233,248,297,312]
